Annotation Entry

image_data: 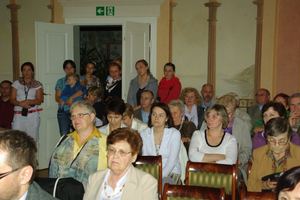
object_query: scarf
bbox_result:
[184,104,198,128]
[18,77,43,89]
[139,75,150,89]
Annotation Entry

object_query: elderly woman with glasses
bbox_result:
[247,118,300,192]
[83,128,158,200]
[49,100,108,188]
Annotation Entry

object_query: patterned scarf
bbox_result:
[49,133,104,187]
[139,75,150,89]
[18,77,43,89]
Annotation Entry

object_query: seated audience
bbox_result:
[227,92,252,131]
[127,59,158,110]
[248,88,270,134]
[253,93,290,134]
[247,118,300,192]
[274,93,290,113]
[179,87,205,130]
[140,102,181,186]
[0,80,14,130]
[49,100,107,187]
[98,97,127,135]
[217,95,252,182]
[0,130,57,200]
[252,101,300,153]
[168,99,196,151]
[83,128,158,200]
[288,93,300,137]
[134,90,155,124]
[157,62,181,105]
[189,104,238,164]
[276,166,300,200]
[122,103,148,133]
[104,62,122,102]
[87,86,105,127]
[200,84,215,110]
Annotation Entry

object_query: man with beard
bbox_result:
[0,130,57,200]
[200,84,215,110]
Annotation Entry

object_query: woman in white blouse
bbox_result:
[140,102,181,185]
[189,104,238,164]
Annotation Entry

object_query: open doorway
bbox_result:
[77,25,122,87]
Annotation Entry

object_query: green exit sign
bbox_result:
[96,6,115,16]
[96,7,104,16]
[106,6,115,16]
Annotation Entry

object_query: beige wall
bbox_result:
[172,0,256,99]
[157,0,170,81]
[0,0,51,82]
[261,0,300,98]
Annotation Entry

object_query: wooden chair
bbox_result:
[241,161,252,190]
[134,155,162,199]
[185,161,237,200]
[163,183,226,200]
[239,190,276,200]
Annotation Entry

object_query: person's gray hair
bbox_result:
[168,99,185,113]
[70,100,96,123]
[226,92,240,103]
[288,93,300,105]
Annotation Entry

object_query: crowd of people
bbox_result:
[1,58,300,199]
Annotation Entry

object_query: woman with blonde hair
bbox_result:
[179,87,205,129]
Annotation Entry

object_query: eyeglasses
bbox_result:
[107,148,131,157]
[70,113,90,120]
[267,138,288,146]
[0,168,21,180]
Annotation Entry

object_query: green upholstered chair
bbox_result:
[162,183,226,200]
[185,161,237,200]
[134,155,162,200]
[239,190,276,200]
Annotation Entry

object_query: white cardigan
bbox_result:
[131,118,148,133]
[98,122,127,135]
[140,127,181,177]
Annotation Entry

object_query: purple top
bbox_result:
[252,130,300,154]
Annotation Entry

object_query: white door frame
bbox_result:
[65,17,157,77]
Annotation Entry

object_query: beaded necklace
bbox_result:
[104,182,125,199]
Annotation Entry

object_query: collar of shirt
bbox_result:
[68,126,102,148]
[19,190,28,200]
[202,100,212,109]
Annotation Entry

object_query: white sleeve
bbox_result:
[216,135,238,165]
[188,130,205,162]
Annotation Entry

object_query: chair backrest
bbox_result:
[239,190,276,200]
[134,155,162,199]
[185,161,237,200]
[163,183,226,200]
[247,161,252,178]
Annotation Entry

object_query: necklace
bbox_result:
[104,182,125,198]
